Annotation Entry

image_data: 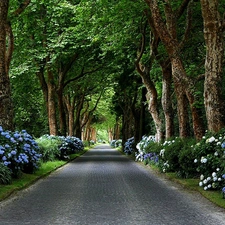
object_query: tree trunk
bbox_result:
[0,1,14,130]
[200,0,225,132]
[47,70,57,135]
[172,57,205,139]
[161,62,174,139]
[57,87,66,136]
[74,94,85,139]
[140,70,163,142]
[145,0,205,140]
[64,95,75,136]
[113,118,121,140]
[174,79,190,138]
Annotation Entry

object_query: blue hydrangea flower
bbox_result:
[11,150,17,155]
[0,149,4,155]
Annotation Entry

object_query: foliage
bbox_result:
[82,140,95,147]
[35,136,61,162]
[0,126,41,177]
[110,139,122,148]
[38,135,84,160]
[0,163,12,185]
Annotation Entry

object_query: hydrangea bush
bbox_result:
[110,139,122,148]
[136,130,225,195]
[37,135,84,160]
[193,130,225,191]
[135,135,156,161]
[58,136,84,159]
[0,127,41,177]
[124,137,135,155]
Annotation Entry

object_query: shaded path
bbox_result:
[0,145,225,225]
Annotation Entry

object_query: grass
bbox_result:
[0,149,88,201]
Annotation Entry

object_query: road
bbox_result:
[0,145,225,225]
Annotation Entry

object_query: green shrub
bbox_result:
[163,138,184,172]
[36,136,61,162]
[178,139,197,178]
[0,163,12,184]
[144,141,162,154]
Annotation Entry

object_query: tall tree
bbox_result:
[0,0,13,130]
[200,0,225,132]
[145,0,205,140]
[0,0,31,130]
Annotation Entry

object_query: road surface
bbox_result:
[0,145,225,225]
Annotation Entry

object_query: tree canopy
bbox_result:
[0,0,224,143]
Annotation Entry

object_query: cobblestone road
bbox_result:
[1,145,225,225]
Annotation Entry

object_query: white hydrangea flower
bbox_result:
[160,149,165,157]
[204,186,208,190]
[199,182,203,187]
[194,159,198,163]
[218,178,222,181]
[207,177,211,181]
[203,179,207,184]
[213,177,217,182]
[200,174,204,180]
[212,172,217,177]
[216,168,220,171]
[200,157,207,163]
[208,184,211,188]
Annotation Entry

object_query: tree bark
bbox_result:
[161,62,174,139]
[174,78,190,137]
[200,0,225,132]
[47,69,57,135]
[135,21,164,142]
[64,95,75,137]
[0,0,14,130]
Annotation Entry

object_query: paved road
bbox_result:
[1,145,225,225]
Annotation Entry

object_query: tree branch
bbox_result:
[179,1,192,49]
[176,0,191,19]
[13,0,31,17]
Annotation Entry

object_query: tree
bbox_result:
[0,0,32,130]
[0,0,13,130]
[144,0,205,140]
[200,0,225,132]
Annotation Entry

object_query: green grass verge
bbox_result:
[0,149,88,202]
